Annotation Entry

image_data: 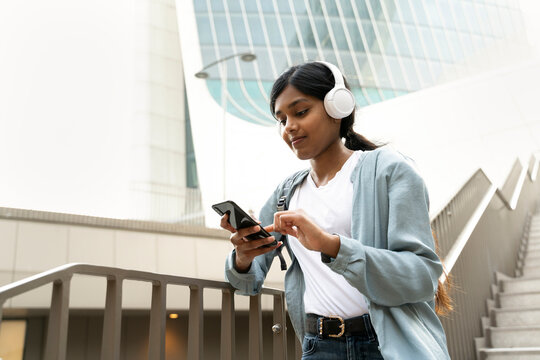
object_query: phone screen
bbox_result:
[212,200,276,245]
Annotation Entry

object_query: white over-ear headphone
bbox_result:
[317,61,356,119]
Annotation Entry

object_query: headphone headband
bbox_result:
[317,61,345,87]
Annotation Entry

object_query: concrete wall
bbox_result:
[0,211,286,310]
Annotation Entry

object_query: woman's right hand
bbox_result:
[220,213,282,272]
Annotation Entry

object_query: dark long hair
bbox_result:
[269,62,453,316]
[269,62,381,151]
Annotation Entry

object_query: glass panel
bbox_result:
[281,15,300,47]
[472,35,485,51]
[273,48,289,73]
[429,60,443,82]
[459,33,475,56]
[380,88,396,100]
[340,0,354,16]
[419,27,439,61]
[322,50,338,66]
[315,18,333,49]
[196,15,214,44]
[309,0,324,16]
[424,0,443,27]
[276,0,292,13]
[451,2,469,32]
[254,49,274,80]
[369,0,385,20]
[446,30,464,61]
[476,3,493,35]
[463,2,481,35]
[243,0,258,12]
[409,0,430,26]
[376,21,397,55]
[394,0,414,25]
[437,0,456,29]
[194,0,208,12]
[353,0,371,19]
[352,88,370,107]
[403,24,425,58]
[263,15,283,46]
[400,57,420,90]
[323,0,340,16]
[231,14,249,46]
[227,1,242,12]
[246,15,266,46]
[415,59,433,86]
[357,53,376,87]
[346,19,366,52]
[382,0,399,22]
[386,55,407,89]
[390,23,412,57]
[371,54,392,88]
[214,15,231,45]
[292,0,308,14]
[432,28,453,62]
[289,48,305,65]
[340,53,361,88]
[365,87,382,103]
[260,0,275,13]
[331,18,349,50]
[361,20,381,53]
[210,0,225,12]
[298,16,318,48]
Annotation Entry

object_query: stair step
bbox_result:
[529,244,540,252]
[493,307,540,327]
[502,277,540,293]
[525,250,540,259]
[524,259,540,268]
[488,326,540,347]
[522,267,540,277]
[479,347,540,360]
[498,291,540,308]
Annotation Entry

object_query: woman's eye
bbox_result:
[297,109,308,116]
[278,118,287,126]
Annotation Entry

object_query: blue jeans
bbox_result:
[301,333,384,360]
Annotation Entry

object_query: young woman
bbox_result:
[221,61,451,359]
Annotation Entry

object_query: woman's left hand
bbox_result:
[271,209,340,257]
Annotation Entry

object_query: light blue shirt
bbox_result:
[225,146,450,359]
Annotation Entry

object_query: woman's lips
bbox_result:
[291,136,306,146]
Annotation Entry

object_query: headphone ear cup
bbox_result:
[324,86,355,119]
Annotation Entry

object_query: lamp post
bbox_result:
[194,52,256,201]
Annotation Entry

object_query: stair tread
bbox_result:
[498,289,540,296]
[480,347,540,354]
[488,325,540,331]
[492,307,540,313]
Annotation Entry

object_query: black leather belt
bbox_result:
[305,313,376,338]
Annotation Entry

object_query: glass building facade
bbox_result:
[194,0,526,125]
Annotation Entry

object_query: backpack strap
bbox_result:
[276,195,288,271]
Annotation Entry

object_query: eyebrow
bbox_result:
[274,98,310,116]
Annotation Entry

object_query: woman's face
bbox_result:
[274,85,341,161]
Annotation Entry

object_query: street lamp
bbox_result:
[194,52,257,201]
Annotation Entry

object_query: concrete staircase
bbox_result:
[476,213,540,359]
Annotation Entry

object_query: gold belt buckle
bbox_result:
[319,315,345,338]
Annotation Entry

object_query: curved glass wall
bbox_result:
[194,0,525,126]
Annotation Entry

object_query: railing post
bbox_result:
[220,288,235,360]
[272,294,287,360]
[101,276,123,360]
[249,294,263,360]
[187,285,204,360]
[0,300,4,332]
[148,281,167,360]
[44,278,71,360]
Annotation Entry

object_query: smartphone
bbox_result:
[212,200,277,247]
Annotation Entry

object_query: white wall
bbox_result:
[356,59,540,217]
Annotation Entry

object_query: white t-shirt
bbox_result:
[288,150,369,318]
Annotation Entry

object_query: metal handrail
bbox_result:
[431,153,540,359]
[433,156,537,281]
[0,263,288,360]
